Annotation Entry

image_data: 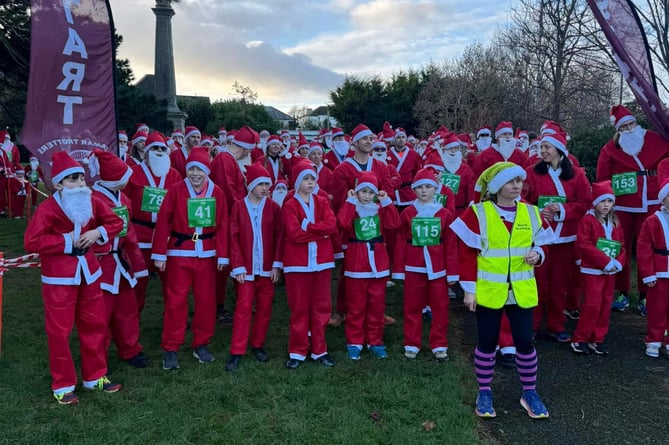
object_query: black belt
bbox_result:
[109,249,131,272]
[400,182,412,187]
[348,236,384,250]
[654,248,669,256]
[637,170,658,177]
[170,230,215,247]
[131,218,156,229]
[68,247,89,257]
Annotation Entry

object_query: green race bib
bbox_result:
[611,172,637,196]
[537,195,567,208]
[354,215,381,240]
[28,171,38,183]
[187,197,216,228]
[141,187,167,213]
[440,173,461,194]
[435,194,447,207]
[411,217,441,246]
[596,238,621,259]
[112,206,129,237]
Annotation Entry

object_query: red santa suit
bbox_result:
[388,146,423,206]
[151,174,229,353]
[257,154,290,189]
[9,174,27,217]
[25,164,44,207]
[331,157,394,212]
[323,149,351,171]
[169,145,190,178]
[473,146,528,179]
[315,162,334,196]
[0,149,14,213]
[24,181,123,394]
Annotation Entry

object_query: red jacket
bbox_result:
[388,147,423,205]
[442,162,475,212]
[637,210,669,282]
[576,211,626,275]
[316,163,333,196]
[211,149,247,212]
[331,157,394,212]
[473,147,528,179]
[169,146,190,178]
[256,155,289,189]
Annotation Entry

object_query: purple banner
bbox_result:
[587,0,669,140]
[22,0,117,188]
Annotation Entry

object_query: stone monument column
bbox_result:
[153,0,187,130]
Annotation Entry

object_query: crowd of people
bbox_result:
[11,104,669,420]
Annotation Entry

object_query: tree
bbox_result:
[634,0,669,98]
[0,0,30,133]
[208,100,278,135]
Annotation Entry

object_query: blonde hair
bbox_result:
[595,206,619,227]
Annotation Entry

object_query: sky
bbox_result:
[113,0,511,112]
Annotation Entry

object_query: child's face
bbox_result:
[595,198,614,216]
[308,150,322,165]
[356,187,376,205]
[250,182,270,199]
[56,173,86,191]
[298,174,316,195]
[414,184,436,202]
[187,166,207,188]
[298,146,309,157]
[498,177,523,201]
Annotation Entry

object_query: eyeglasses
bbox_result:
[150,146,169,152]
[373,147,386,152]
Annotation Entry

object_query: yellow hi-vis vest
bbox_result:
[472,201,542,309]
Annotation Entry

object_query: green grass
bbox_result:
[0,218,482,445]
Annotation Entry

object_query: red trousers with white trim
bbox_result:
[572,274,615,343]
[11,194,25,217]
[161,256,216,352]
[42,283,108,392]
[135,248,166,315]
[645,279,669,344]
[0,175,7,211]
[216,267,231,307]
[102,280,143,360]
[285,270,332,359]
[403,272,449,351]
[344,277,386,346]
[229,277,275,354]
[533,242,574,334]
[617,208,658,294]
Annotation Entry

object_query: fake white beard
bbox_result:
[272,187,288,207]
[441,151,462,173]
[148,150,171,177]
[495,139,517,160]
[528,145,540,158]
[372,152,387,163]
[619,126,645,156]
[61,186,93,226]
[259,138,268,153]
[237,155,251,173]
[355,201,379,218]
[333,141,349,156]
[476,137,492,152]
[519,140,529,152]
[119,145,128,159]
[30,160,39,170]
[325,137,333,150]
[416,146,426,156]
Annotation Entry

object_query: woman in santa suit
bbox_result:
[524,132,591,341]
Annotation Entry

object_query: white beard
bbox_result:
[495,139,517,160]
[519,140,529,152]
[237,155,251,173]
[441,151,462,173]
[30,160,39,170]
[619,126,645,157]
[61,186,93,226]
[476,137,491,152]
[119,145,128,160]
[259,138,268,153]
[333,141,349,156]
[356,202,379,217]
[272,187,288,207]
[148,151,171,177]
[372,152,387,164]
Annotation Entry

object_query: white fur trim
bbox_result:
[495,126,513,138]
[186,161,210,175]
[476,129,491,138]
[352,129,373,143]
[487,165,526,194]
[658,183,669,202]
[247,176,272,191]
[354,181,378,194]
[52,166,84,184]
[615,115,636,131]
[411,178,438,189]
[98,166,133,188]
[232,139,256,150]
[541,135,567,156]
[185,129,201,139]
[593,193,615,206]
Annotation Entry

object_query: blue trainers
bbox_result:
[548,331,572,343]
[612,293,630,311]
[520,390,549,419]
[638,298,647,317]
[347,345,362,360]
[475,390,496,418]
[368,345,388,359]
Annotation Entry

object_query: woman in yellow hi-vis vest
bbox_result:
[450,162,555,419]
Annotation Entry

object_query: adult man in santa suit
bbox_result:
[323,128,349,171]
[170,126,201,178]
[24,151,124,404]
[171,129,184,151]
[473,121,528,179]
[26,156,44,209]
[436,133,476,216]
[388,126,423,209]
[152,147,229,370]
[0,130,20,216]
[118,131,129,161]
[257,135,290,187]
[596,105,669,312]
[126,132,182,314]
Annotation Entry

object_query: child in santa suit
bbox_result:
[393,168,459,362]
[152,147,229,370]
[24,151,124,405]
[571,181,625,355]
[636,179,669,358]
[337,172,400,360]
[9,169,27,218]
[26,156,44,208]
[283,162,338,369]
[88,149,150,368]
[225,164,284,371]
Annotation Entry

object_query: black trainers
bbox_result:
[193,345,215,363]
[570,342,589,354]
[588,342,609,355]
[126,352,150,368]
[285,358,301,369]
[316,354,335,367]
[162,351,179,370]
[252,347,270,362]
[217,308,234,324]
[225,354,241,372]
[562,309,580,320]
[500,353,516,369]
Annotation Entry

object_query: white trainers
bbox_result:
[404,350,418,360]
[646,343,660,358]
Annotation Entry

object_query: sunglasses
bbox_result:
[373,147,386,152]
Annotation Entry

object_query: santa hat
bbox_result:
[144,132,167,152]
[186,147,211,175]
[131,130,148,145]
[135,123,149,133]
[354,172,379,194]
[29,156,38,162]
[610,105,636,131]
[351,124,373,144]
[372,140,387,151]
[266,135,282,147]
[51,150,85,184]
[476,126,492,138]
[297,131,309,150]
[475,162,526,197]
[274,179,288,190]
[218,127,227,135]
[171,129,184,138]
[118,130,128,142]
[245,163,272,191]
[331,127,345,138]
[226,131,235,142]
[495,121,514,138]
[423,150,445,172]
[412,168,439,189]
[592,181,615,206]
[394,127,407,139]
[382,121,395,142]
[515,128,529,139]
[280,130,290,139]
[86,149,133,187]
[232,126,258,150]
[442,133,461,150]
[291,160,317,190]
[184,126,201,140]
[201,136,214,147]
[658,178,669,202]
[307,141,324,156]
[540,121,565,136]
[458,133,472,146]
[541,132,569,157]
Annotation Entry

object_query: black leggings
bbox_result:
[475,305,534,354]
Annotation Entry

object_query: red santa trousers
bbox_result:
[335,268,347,314]
[229,277,275,354]
[565,249,583,312]
[11,194,25,217]
[135,248,165,315]
[161,256,216,352]
[403,271,449,351]
[344,277,386,346]
[285,270,332,360]
[216,267,231,307]
[42,283,108,392]
[102,280,143,360]
[616,209,658,294]
[645,279,669,344]
[0,174,7,212]
[572,274,615,343]
[533,242,575,334]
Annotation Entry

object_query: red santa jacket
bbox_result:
[1,142,21,171]
[9,175,27,197]
[91,184,148,293]
[442,162,476,213]
[151,179,229,266]
[126,161,182,249]
[24,192,124,285]
[392,201,459,281]
[331,157,394,212]
[388,147,423,205]
[323,149,351,171]
[596,131,669,213]
[637,210,669,282]
[316,163,333,196]
[473,147,528,179]
[211,149,247,212]
[576,211,626,275]
[169,145,190,178]
[281,193,337,272]
[523,165,591,243]
[25,165,44,185]
[256,155,289,189]
[229,197,284,281]
[337,195,400,278]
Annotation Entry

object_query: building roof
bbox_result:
[308,106,329,117]
[264,106,293,121]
